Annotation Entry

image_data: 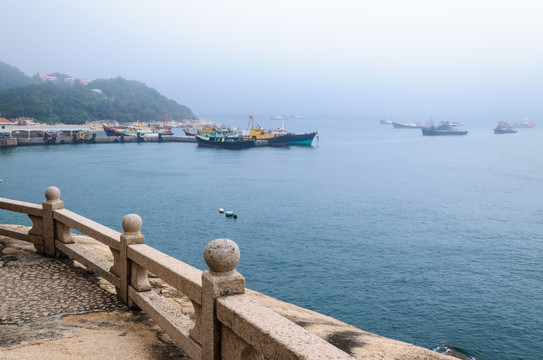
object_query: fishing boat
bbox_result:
[102,123,173,137]
[195,127,256,149]
[392,121,425,129]
[246,116,318,146]
[379,119,393,125]
[183,128,196,136]
[494,122,517,134]
[421,121,468,136]
[513,119,535,128]
[245,116,289,146]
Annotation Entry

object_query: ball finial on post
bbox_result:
[122,214,142,234]
[44,186,61,201]
[204,238,240,274]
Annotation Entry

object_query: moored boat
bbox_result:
[245,116,289,146]
[246,116,317,146]
[494,122,517,134]
[195,127,256,149]
[183,128,196,136]
[102,123,172,137]
[421,121,468,136]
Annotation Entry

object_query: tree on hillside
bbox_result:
[0,61,39,89]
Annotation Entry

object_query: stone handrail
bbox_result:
[0,186,355,360]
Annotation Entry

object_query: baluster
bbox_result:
[42,186,64,256]
[113,213,150,306]
[201,238,245,360]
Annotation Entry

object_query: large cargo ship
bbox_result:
[421,121,468,136]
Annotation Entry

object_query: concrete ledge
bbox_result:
[217,294,355,359]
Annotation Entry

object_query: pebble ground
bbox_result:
[0,241,126,325]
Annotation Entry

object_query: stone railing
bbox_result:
[0,186,354,360]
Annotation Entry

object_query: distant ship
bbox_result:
[513,119,535,128]
[392,121,425,129]
[421,121,468,136]
[494,122,517,134]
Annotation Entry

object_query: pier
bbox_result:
[1,134,195,147]
[0,121,196,147]
[0,187,451,360]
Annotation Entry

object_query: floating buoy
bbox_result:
[219,208,224,213]
[233,214,237,219]
[225,211,234,217]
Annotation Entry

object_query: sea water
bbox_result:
[1,115,542,360]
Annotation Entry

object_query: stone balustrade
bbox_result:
[0,186,354,360]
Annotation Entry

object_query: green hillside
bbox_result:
[0,61,196,124]
[0,62,40,89]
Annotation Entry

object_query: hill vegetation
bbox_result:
[0,61,196,124]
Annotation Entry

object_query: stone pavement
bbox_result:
[0,241,124,324]
[0,236,190,359]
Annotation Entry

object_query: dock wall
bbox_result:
[1,135,195,147]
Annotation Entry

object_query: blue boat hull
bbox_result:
[281,131,318,145]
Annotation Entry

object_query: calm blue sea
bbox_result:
[1,115,542,360]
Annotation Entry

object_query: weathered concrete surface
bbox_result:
[0,232,189,360]
[0,227,462,359]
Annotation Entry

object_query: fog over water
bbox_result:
[3,1,543,121]
[2,3,543,359]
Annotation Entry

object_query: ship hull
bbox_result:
[421,129,468,136]
[281,131,318,145]
[392,122,424,129]
[494,128,517,134]
[195,135,256,149]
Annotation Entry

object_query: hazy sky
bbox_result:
[2,0,543,120]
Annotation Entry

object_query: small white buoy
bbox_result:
[225,211,234,217]
[219,208,224,213]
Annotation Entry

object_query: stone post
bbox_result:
[41,186,64,256]
[201,239,245,360]
[114,214,150,306]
